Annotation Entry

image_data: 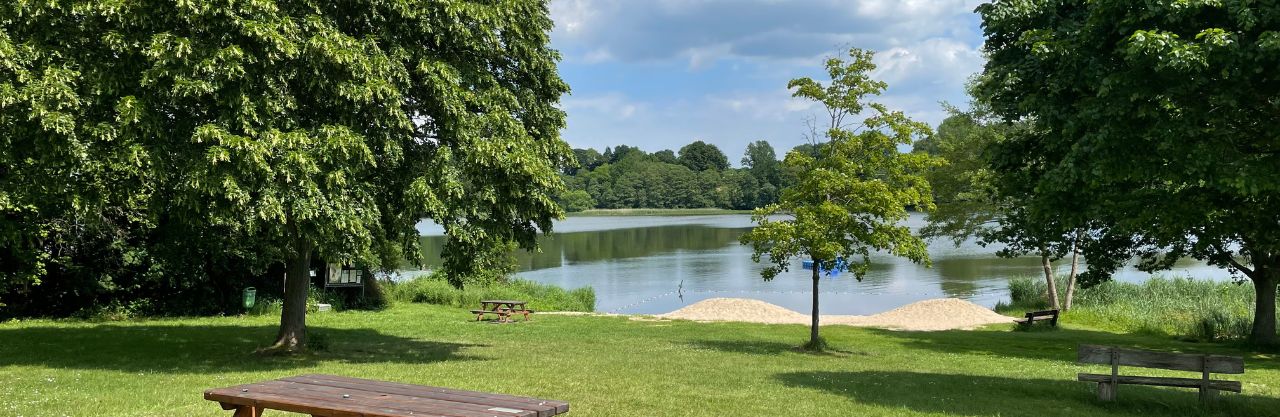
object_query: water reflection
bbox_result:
[412,215,1232,315]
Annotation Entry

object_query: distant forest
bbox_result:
[557,140,820,211]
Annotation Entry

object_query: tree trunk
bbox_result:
[1041,253,1060,310]
[1064,238,1080,311]
[270,241,312,352]
[810,264,820,347]
[1250,267,1277,346]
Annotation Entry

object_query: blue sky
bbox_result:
[549,0,987,163]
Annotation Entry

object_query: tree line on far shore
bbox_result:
[556,140,820,212]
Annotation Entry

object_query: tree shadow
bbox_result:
[686,339,870,357]
[859,326,1280,371]
[776,370,1280,417]
[0,324,487,374]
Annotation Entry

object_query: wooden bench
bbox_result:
[1077,344,1244,403]
[205,374,569,417]
[1014,309,1059,327]
[473,300,533,323]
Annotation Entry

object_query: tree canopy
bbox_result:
[976,0,1280,343]
[0,0,572,351]
[559,140,785,211]
[678,140,730,172]
[742,48,941,349]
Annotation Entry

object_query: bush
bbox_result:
[384,271,595,312]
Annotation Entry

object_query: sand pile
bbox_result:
[659,297,1014,331]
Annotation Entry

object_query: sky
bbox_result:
[549,0,988,164]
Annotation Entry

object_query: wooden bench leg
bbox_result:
[1097,382,1116,401]
[233,406,261,417]
[1200,388,1219,403]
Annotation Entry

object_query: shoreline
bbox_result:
[567,208,753,217]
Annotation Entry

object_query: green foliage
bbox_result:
[678,140,730,172]
[384,272,594,312]
[976,0,1280,343]
[914,105,1005,246]
[560,140,780,211]
[744,47,942,281]
[0,0,573,325]
[558,189,596,212]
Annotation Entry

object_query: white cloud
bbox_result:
[706,89,816,121]
[551,0,984,66]
[550,0,987,156]
[561,93,642,120]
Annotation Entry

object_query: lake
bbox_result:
[413,214,1231,315]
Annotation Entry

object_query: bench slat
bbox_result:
[1078,373,1242,392]
[1078,344,1244,374]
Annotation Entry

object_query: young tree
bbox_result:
[1,1,572,352]
[978,0,1280,343]
[742,48,941,349]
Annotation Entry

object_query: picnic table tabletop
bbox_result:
[481,300,527,306]
[205,374,569,417]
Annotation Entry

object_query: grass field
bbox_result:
[1,303,1278,417]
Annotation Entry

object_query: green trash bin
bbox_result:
[242,287,257,310]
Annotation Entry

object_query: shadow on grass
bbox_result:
[0,324,486,374]
[776,370,1280,417]
[859,326,1280,371]
[687,339,870,357]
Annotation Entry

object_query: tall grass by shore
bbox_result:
[384,273,596,312]
[997,276,1260,342]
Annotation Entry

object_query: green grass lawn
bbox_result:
[1,304,1277,417]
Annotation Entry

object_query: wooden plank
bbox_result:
[1077,344,1244,374]
[287,375,565,413]
[1078,373,1243,392]
[206,387,454,417]
[227,380,534,417]
[287,375,569,416]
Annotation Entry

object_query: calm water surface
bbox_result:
[414,214,1230,315]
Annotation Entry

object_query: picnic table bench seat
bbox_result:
[205,374,569,417]
[1076,344,1244,403]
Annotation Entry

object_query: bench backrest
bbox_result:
[1078,344,1244,374]
[1026,309,1057,317]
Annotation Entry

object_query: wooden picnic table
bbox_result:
[472,300,533,323]
[205,374,569,417]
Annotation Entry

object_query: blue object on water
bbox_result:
[801,258,845,278]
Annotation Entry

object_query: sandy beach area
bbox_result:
[654,297,1016,331]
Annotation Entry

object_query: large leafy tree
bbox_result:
[742,48,941,349]
[916,105,1086,310]
[678,140,730,172]
[1,0,572,352]
[977,0,1280,343]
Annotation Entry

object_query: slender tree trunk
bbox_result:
[270,240,312,352]
[1064,237,1080,311]
[810,263,821,347]
[1250,266,1277,346]
[1041,252,1060,310]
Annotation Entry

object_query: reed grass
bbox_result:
[997,276,1260,341]
[384,273,596,312]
